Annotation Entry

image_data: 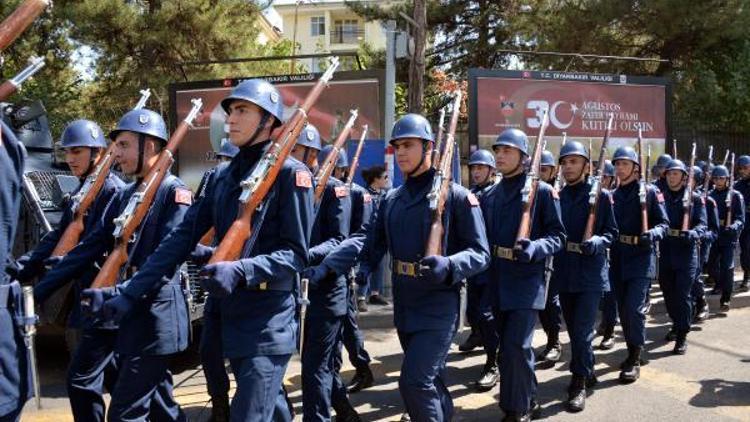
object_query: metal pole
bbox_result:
[290,0,301,74]
[384,20,396,175]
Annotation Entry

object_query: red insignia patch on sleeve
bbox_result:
[335,186,350,198]
[296,170,312,188]
[467,193,480,206]
[175,188,193,205]
[363,193,372,204]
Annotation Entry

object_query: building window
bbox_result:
[332,19,363,44]
[310,16,325,36]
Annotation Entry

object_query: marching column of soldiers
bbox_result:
[3,69,750,422]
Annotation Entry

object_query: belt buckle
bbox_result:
[567,242,582,254]
[668,229,681,237]
[494,246,515,260]
[395,261,417,277]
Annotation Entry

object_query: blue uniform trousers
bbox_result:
[658,267,695,334]
[716,244,736,303]
[228,354,292,422]
[599,290,619,329]
[496,309,537,414]
[559,292,600,378]
[611,276,650,346]
[302,316,343,422]
[467,282,499,361]
[331,327,351,411]
[107,354,185,422]
[341,286,370,371]
[740,228,750,272]
[67,328,118,421]
[538,293,562,341]
[397,328,455,422]
[200,307,229,400]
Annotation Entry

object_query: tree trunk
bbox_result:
[408,0,427,114]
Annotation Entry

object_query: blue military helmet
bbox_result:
[493,128,528,155]
[468,149,496,169]
[558,140,589,162]
[109,108,168,143]
[655,153,673,168]
[712,165,730,178]
[665,159,687,174]
[612,146,639,165]
[296,123,322,151]
[220,79,284,127]
[319,144,349,168]
[603,160,615,177]
[60,119,107,149]
[389,113,434,145]
[693,166,704,183]
[737,155,750,167]
[216,138,239,159]
[541,150,555,167]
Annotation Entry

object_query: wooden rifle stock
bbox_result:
[583,114,613,240]
[424,91,462,257]
[681,143,697,231]
[89,99,203,289]
[515,108,549,245]
[314,109,358,201]
[209,59,340,264]
[346,125,368,187]
[0,0,49,52]
[637,129,649,234]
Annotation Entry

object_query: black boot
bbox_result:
[599,326,615,350]
[566,375,586,412]
[346,365,374,393]
[208,395,230,422]
[502,401,540,422]
[693,300,709,322]
[333,399,362,422]
[538,338,562,363]
[739,273,749,292]
[459,329,483,352]
[673,333,688,355]
[664,327,677,342]
[619,345,641,383]
[475,357,499,392]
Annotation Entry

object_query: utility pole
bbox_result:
[408,0,426,113]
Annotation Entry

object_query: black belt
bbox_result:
[393,260,419,277]
[493,246,516,261]
[248,281,270,291]
[618,235,640,245]
[566,242,583,254]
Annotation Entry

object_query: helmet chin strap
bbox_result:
[135,133,146,175]
[407,141,431,177]
[239,111,272,151]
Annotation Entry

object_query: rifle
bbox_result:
[583,114,613,240]
[88,98,204,289]
[702,146,714,200]
[0,56,44,101]
[722,149,730,166]
[515,108,550,246]
[554,132,567,191]
[646,144,652,184]
[431,108,446,169]
[21,286,41,409]
[314,109,358,201]
[673,139,678,159]
[681,142,697,231]
[0,0,50,52]
[637,129,649,233]
[51,89,152,257]
[424,90,462,257]
[298,277,309,357]
[345,124,368,187]
[22,173,52,233]
[208,58,340,264]
[726,153,735,228]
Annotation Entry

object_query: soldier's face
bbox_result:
[713,177,728,189]
[470,164,492,185]
[291,144,318,169]
[602,175,614,189]
[393,138,430,174]
[540,166,555,183]
[561,156,587,184]
[113,131,157,176]
[493,146,523,175]
[666,169,686,191]
[64,146,94,177]
[226,100,269,146]
[334,167,347,179]
[739,165,750,178]
[615,160,637,183]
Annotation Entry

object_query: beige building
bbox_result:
[271,0,388,71]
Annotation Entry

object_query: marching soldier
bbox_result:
[652,154,672,192]
[464,149,500,391]
[293,127,359,422]
[27,120,123,421]
[103,79,315,421]
[1,120,32,422]
[537,150,563,365]
[733,155,750,291]
[484,128,565,421]
[709,165,745,312]
[598,160,619,350]
[552,141,618,412]
[36,108,192,420]
[317,145,375,395]
[189,138,239,422]
[610,146,669,383]
[692,166,718,322]
[658,159,707,355]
